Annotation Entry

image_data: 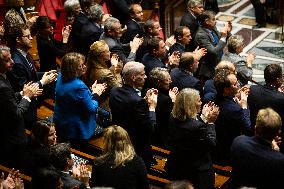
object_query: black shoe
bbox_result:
[253,23,266,28]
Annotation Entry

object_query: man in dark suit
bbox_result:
[214,68,251,165]
[180,0,204,51]
[170,52,202,93]
[0,45,39,168]
[168,26,192,55]
[121,3,145,44]
[6,25,57,128]
[250,0,266,28]
[194,10,231,81]
[141,37,167,76]
[100,17,142,64]
[248,64,284,152]
[50,143,88,189]
[231,108,284,188]
[109,61,158,167]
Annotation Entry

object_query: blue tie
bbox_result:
[210,31,219,46]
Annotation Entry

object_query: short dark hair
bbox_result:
[199,10,215,26]
[31,120,54,146]
[32,166,62,189]
[174,26,187,41]
[61,52,85,81]
[5,24,29,48]
[50,143,72,170]
[147,36,163,54]
[264,64,282,84]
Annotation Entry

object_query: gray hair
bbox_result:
[64,0,80,13]
[87,4,103,22]
[187,0,203,8]
[0,45,10,63]
[122,61,144,83]
[104,17,120,31]
[149,67,169,88]
[227,35,244,53]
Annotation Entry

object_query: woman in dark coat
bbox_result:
[166,88,219,189]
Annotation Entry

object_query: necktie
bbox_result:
[26,53,36,73]
[210,30,219,46]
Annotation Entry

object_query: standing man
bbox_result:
[109,61,158,168]
[250,0,266,28]
[180,0,204,51]
[0,45,39,168]
[6,25,57,128]
[194,10,231,81]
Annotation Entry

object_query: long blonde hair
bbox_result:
[94,125,136,168]
[171,88,200,121]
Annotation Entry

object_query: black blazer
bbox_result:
[231,135,284,189]
[0,75,29,163]
[121,19,144,44]
[61,172,87,189]
[166,116,216,189]
[180,12,199,51]
[109,85,155,155]
[7,49,43,127]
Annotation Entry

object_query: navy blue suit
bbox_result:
[214,96,251,165]
[168,43,186,55]
[141,53,166,76]
[7,49,44,128]
[203,79,216,103]
[231,135,284,188]
[170,68,202,93]
[109,85,155,167]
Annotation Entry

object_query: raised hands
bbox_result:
[235,85,250,109]
[165,35,176,48]
[91,80,107,96]
[71,164,90,188]
[202,101,220,123]
[145,88,158,111]
[62,25,71,43]
[130,35,143,53]
[193,46,207,60]
[169,87,179,103]
[23,82,42,98]
[246,52,256,67]
[41,70,58,85]
[110,54,123,74]
[0,169,24,189]
[168,51,180,67]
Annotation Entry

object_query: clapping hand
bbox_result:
[202,101,219,123]
[145,88,158,111]
[168,51,180,67]
[91,80,107,96]
[169,87,179,102]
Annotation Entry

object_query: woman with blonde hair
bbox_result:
[166,88,219,189]
[91,125,150,189]
[85,40,123,111]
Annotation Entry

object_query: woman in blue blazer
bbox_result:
[54,52,107,144]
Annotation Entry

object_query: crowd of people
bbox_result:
[0,0,284,189]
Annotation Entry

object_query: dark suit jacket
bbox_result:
[67,12,89,54]
[194,27,226,78]
[61,172,87,189]
[168,43,186,55]
[170,68,202,93]
[100,33,136,64]
[141,53,166,76]
[231,135,284,189]
[109,85,155,164]
[0,74,29,166]
[121,19,144,44]
[80,21,103,56]
[180,12,199,51]
[214,96,251,165]
[203,79,216,103]
[7,49,43,127]
[248,84,284,151]
[166,116,216,189]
